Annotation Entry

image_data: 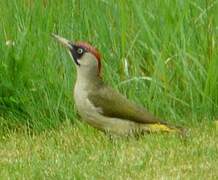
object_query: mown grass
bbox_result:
[0,121,217,179]
[0,0,218,179]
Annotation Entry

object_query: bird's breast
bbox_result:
[74,82,102,118]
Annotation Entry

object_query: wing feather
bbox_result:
[88,85,167,124]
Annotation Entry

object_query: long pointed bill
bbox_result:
[52,33,72,49]
[52,33,80,66]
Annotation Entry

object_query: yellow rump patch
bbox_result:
[147,124,178,133]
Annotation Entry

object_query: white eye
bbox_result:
[77,48,84,54]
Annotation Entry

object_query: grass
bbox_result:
[0,122,217,179]
[0,0,218,179]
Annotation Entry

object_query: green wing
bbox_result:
[88,85,167,125]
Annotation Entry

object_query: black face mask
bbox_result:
[70,44,86,66]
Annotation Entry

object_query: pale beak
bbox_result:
[52,33,81,66]
[52,33,72,49]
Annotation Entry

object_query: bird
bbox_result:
[52,34,185,136]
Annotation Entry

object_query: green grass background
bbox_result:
[0,0,218,179]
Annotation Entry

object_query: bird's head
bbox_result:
[52,34,101,77]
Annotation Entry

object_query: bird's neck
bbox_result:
[75,68,103,92]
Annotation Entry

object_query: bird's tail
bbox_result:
[142,123,186,135]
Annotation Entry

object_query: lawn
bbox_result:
[0,0,218,179]
[0,122,217,179]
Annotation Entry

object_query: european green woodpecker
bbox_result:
[53,34,185,135]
